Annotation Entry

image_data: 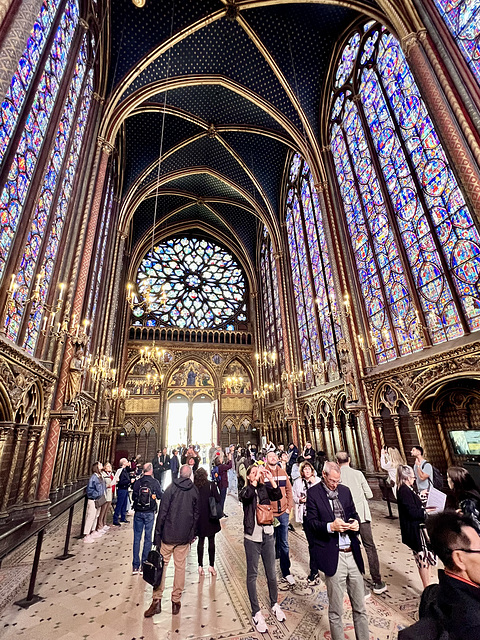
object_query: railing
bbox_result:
[129,325,253,345]
[0,486,87,608]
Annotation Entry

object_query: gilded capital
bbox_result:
[79,18,89,31]
[401,32,420,58]
[97,137,115,155]
[92,92,105,104]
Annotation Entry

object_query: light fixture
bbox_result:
[90,354,116,383]
[112,386,130,401]
[132,0,146,7]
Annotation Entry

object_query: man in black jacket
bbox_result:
[144,464,199,618]
[131,462,161,575]
[152,447,170,489]
[305,461,369,640]
[399,511,480,639]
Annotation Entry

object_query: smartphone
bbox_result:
[348,518,355,523]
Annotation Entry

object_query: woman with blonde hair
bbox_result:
[396,464,435,588]
[381,446,407,495]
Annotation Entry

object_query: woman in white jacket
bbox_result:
[292,461,320,524]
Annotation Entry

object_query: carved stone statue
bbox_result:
[342,360,359,403]
[283,387,293,417]
[65,347,84,405]
[102,385,112,418]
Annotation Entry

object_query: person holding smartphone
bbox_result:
[239,464,286,634]
[305,461,369,640]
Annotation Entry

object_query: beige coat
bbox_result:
[339,464,372,523]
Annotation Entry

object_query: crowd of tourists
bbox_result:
[83,441,480,639]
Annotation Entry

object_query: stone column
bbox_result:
[0,423,14,514]
[18,426,41,504]
[410,410,426,453]
[372,415,385,449]
[37,141,113,502]
[392,415,407,462]
[402,31,480,222]
[345,424,358,468]
[0,425,27,514]
[432,411,453,467]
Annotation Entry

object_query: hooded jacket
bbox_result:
[154,475,199,546]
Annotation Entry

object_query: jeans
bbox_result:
[227,468,237,494]
[113,488,128,524]
[325,551,369,640]
[219,487,227,512]
[359,521,381,584]
[274,511,291,578]
[244,533,278,616]
[132,511,155,570]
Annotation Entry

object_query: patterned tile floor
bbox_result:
[0,496,435,639]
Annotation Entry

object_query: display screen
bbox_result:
[449,431,480,456]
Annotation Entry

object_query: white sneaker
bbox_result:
[271,603,286,622]
[83,534,95,544]
[91,531,103,538]
[102,525,110,531]
[285,574,295,586]
[253,611,268,633]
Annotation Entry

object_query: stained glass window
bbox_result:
[85,172,115,334]
[5,37,89,343]
[22,68,94,353]
[0,0,58,166]
[432,0,480,85]
[286,154,341,386]
[330,21,480,364]
[0,0,79,282]
[134,237,247,330]
[260,229,284,390]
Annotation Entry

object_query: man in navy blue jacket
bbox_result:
[305,461,369,640]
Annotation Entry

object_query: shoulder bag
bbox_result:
[256,502,274,525]
[95,494,107,509]
[209,484,224,520]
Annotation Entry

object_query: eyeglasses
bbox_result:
[451,548,480,554]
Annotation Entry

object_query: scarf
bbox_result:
[321,480,345,521]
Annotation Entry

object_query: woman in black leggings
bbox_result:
[194,467,221,576]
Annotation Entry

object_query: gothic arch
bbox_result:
[411,371,480,411]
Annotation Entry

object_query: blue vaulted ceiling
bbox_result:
[108,0,380,265]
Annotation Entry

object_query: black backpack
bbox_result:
[423,461,444,490]
[211,465,220,484]
[135,479,154,511]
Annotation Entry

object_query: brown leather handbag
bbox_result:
[256,503,274,525]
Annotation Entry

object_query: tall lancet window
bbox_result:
[0,0,95,352]
[285,154,341,387]
[432,0,480,85]
[330,22,480,364]
[260,228,285,385]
